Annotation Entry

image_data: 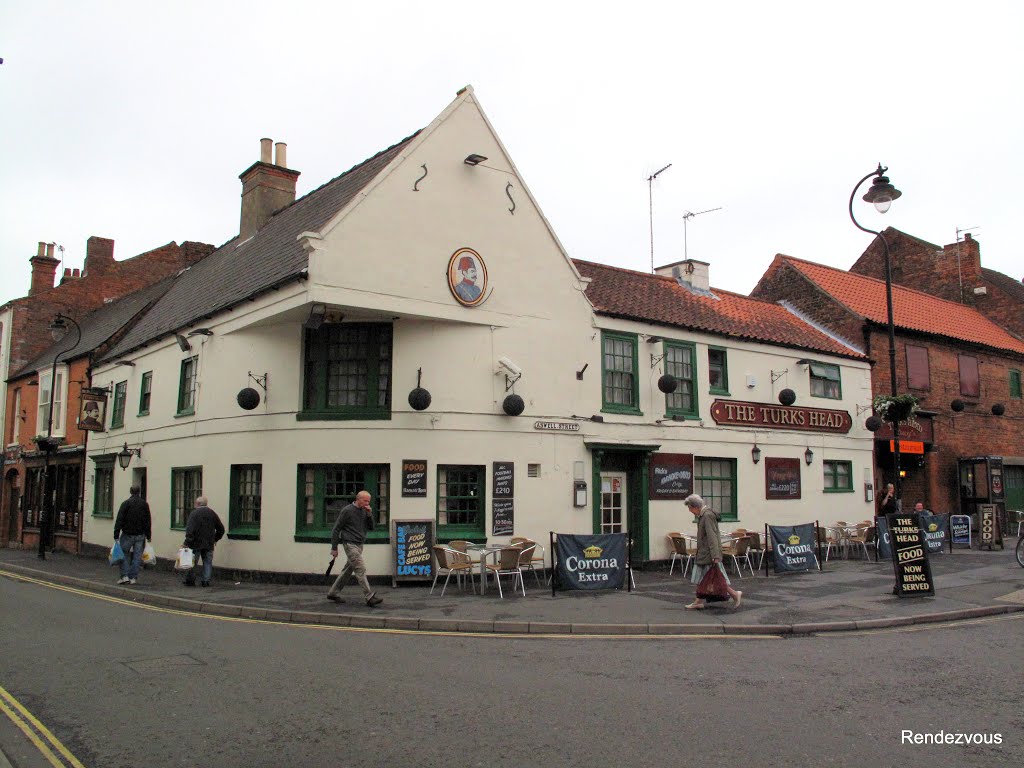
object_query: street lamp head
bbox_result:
[49,315,68,341]
[862,165,902,213]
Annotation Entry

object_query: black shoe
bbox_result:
[366,595,383,607]
[200,581,210,587]
[326,593,343,603]
[183,580,196,587]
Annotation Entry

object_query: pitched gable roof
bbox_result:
[102,132,420,360]
[573,260,864,359]
[775,255,1024,355]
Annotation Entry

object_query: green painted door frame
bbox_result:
[587,442,660,563]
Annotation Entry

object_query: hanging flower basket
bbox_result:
[873,393,920,423]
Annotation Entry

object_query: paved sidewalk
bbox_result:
[2,544,1022,635]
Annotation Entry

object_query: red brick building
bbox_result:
[751,250,1024,519]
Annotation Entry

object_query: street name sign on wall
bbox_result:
[392,520,434,586]
[887,512,935,597]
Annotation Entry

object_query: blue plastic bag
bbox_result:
[109,540,124,566]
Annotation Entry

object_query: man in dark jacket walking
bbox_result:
[327,490,383,606]
[113,485,151,585]
[183,496,225,587]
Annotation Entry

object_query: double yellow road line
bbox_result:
[0,684,86,767]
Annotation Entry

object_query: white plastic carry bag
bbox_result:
[142,541,157,568]
[174,546,194,571]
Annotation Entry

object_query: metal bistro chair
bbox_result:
[484,544,528,598]
[745,530,764,570]
[667,533,693,577]
[816,526,842,562]
[511,536,545,586]
[430,545,476,596]
[847,524,876,560]
[721,536,753,577]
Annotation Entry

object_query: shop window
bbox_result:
[436,465,486,539]
[809,362,841,399]
[823,460,853,493]
[177,357,199,415]
[708,347,729,394]
[53,464,81,532]
[23,468,45,527]
[301,323,392,420]
[664,341,698,418]
[906,345,930,391]
[601,331,640,414]
[171,466,202,529]
[110,381,127,429]
[694,457,737,522]
[138,371,153,416]
[229,464,262,539]
[296,464,389,542]
[958,355,980,397]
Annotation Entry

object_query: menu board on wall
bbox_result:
[391,520,435,586]
[492,462,514,536]
[493,462,514,498]
[887,512,935,597]
[648,453,694,500]
[492,499,514,536]
[401,460,428,497]
[765,457,801,500]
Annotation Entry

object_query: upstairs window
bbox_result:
[36,366,67,438]
[302,323,393,420]
[708,347,729,394]
[601,331,640,414]
[177,356,199,415]
[1009,369,1021,400]
[664,341,698,418]
[138,371,153,415]
[809,362,841,399]
[110,381,127,428]
[958,355,980,398]
[906,345,930,391]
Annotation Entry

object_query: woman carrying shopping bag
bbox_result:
[683,494,742,610]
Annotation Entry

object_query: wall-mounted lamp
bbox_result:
[115,360,136,367]
[646,336,663,344]
[751,444,762,464]
[573,414,605,423]
[464,154,488,166]
[175,334,192,352]
[303,303,327,330]
[187,328,214,337]
[117,442,142,470]
[656,415,687,424]
[576,363,588,381]
[796,359,812,367]
[804,447,814,466]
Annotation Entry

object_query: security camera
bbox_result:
[497,357,522,376]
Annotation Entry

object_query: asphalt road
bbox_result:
[1,572,1021,767]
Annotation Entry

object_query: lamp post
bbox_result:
[36,313,81,559]
[849,164,903,505]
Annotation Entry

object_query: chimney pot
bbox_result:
[260,138,273,164]
[37,241,46,257]
[64,268,71,277]
[274,142,287,168]
[46,243,55,258]
[72,268,80,277]
[964,233,973,240]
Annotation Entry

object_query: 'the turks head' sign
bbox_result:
[710,399,852,434]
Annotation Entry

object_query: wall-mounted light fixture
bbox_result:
[646,336,663,344]
[115,360,136,367]
[187,328,214,337]
[804,447,814,466]
[175,334,192,352]
[576,363,588,381]
[796,359,812,367]
[656,415,687,424]
[573,414,605,423]
[117,442,142,470]
[303,303,327,330]
[464,154,488,166]
[751,444,762,464]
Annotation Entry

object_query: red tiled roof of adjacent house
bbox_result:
[572,260,864,359]
[777,255,1024,355]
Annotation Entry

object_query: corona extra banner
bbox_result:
[767,523,818,572]
[554,533,628,590]
[918,513,948,555]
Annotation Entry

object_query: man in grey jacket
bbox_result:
[326,490,383,607]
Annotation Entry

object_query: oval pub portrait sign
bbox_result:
[447,247,489,307]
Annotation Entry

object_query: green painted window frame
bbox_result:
[110,381,127,429]
[809,362,842,399]
[138,371,153,416]
[823,460,854,493]
[694,457,738,522]
[708,346,730,395]
[664,341,698,418]
[92,459,115,518]
[601,331,641,415]
[1010,369,1022,400]
[299,323,393,421]
[176,356,198,416]
[436,464,486,539]
[229,464,262,539]
[295,463,390,543]
[170,466,203,529]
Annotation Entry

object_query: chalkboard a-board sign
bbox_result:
[492,499,514,536]
[887,512,935,597]
[647,453,694,500]
[401,460,428,497]
[978,504,1003,550]
[765,457,801,500]
[392,520,435,587]
[493,461,514,499]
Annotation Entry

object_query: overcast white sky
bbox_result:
[2,1,1021,309]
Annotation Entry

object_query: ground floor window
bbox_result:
[436,465,485,539]
[823,460,853,492]
[23,468,44,527]
[92,462,114,518]
[297,464,389,542]
[171,467,203,529]
[53,464,81,532]
[229,464,262,537]
[694,457,737,522]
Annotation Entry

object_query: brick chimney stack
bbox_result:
[29,241,60,295]
[238,138,300,241]
[83,236,115,276]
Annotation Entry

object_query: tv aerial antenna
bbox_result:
[682,207,722,260]
[647,163,672,273]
